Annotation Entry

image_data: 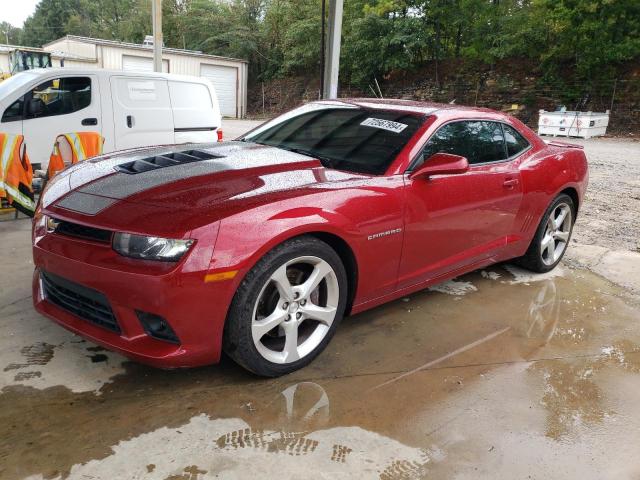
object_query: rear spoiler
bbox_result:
[544,139,584,149]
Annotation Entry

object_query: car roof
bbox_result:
[14,68,212,84]
[313,97,500,117]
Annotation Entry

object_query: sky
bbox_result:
[2,0,40,27]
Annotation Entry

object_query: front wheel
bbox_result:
[516,193,575,273]
[223,236,348,377]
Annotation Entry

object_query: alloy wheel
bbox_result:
[540,203,572,266]
[251,256,339,364]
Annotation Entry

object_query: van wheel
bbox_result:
[223,236,348,377]
[516,193,575,273]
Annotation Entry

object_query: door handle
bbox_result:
[126,115,133,128]
[81,117,98,126]
[503,178,519,188]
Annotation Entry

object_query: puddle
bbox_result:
[23,415,431,480]
[2,264,640,479]
[531,360,609,440]
[0,298,127,393]
[503,263,567,284]
[428,279,478,296]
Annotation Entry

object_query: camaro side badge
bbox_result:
[368,228,402,241]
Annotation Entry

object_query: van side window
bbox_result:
[26,77,91,119]
[420,121,507,166]
[1,97,24,122]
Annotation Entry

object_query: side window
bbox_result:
[420,122,462,161]
[470,121,506,163]
[1,97,24,122]
[503,124,530,157]
[26,77,91,119]
[420,120,507,166]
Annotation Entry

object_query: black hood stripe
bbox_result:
[56,192,117,215]
[48,142,318,215]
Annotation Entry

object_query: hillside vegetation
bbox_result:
[8,0,640,130]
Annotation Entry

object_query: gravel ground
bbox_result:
[221,118,262,140]
[568,137,640,252]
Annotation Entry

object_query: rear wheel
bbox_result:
[223,236,347,377]
[516,193,575,273]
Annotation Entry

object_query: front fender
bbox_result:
[225,207,363,274]
[207,180,406,311]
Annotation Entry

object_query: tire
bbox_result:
[516,193,576,273]
[223,236,348,377]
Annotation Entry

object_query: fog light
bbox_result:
[136,311,180,344]
[46,215,60,233]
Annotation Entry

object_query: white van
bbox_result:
[0,68,222,169]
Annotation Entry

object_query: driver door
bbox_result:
[397,120,523,289]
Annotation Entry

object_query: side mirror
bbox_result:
[409,152,469,180]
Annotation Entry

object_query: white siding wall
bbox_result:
[0,52,10,74]
[51,58,98,68]
[122,54,169,72]
[47,39,97,59]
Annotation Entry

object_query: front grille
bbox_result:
[41,271,120,333]
[52,219,112,243]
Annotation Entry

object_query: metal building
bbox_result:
[40,36,249,118]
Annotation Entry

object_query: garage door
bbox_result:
[122,55,169,73]
[200,64,237,117]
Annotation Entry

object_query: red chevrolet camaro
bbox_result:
[32,99,588,376]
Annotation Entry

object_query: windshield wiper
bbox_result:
[248,141,339,169]
[281,147,339,169]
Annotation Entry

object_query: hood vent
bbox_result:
[115,149,223,174]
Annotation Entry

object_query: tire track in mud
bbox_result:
[3,342,55,373]
[216,428,319,455]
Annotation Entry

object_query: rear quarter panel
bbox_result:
[515,144,588,254]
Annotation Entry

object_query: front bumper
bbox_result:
[32,228,235,369]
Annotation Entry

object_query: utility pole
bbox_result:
[320,0,326,98]
[152,0,163,72]
[322,0,343,99]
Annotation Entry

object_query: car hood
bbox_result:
[42,141,366,231]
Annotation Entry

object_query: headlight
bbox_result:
[112,233,194,262]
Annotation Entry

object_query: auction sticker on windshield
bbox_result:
[360,118,408,133]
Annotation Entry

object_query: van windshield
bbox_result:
[242,103,425,175]
[0,72,38,101]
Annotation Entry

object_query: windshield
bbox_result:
[242,103,425,175]
[0,71,38,101]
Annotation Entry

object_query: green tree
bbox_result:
[16,0,640,91]
[22,0,91,46]
[0,22,23,45]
